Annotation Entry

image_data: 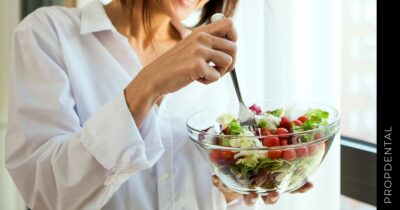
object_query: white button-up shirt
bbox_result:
[5,1,256,210]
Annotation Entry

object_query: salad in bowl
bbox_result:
[186,101,340,194]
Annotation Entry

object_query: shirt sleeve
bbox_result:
[5,9,164,210]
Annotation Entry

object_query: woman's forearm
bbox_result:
[124,70,160,128]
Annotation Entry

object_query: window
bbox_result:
[341,0,376,144]
[340,0,377,207]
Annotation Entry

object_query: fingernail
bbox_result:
[251,197,258,204]
[212,177,218,184]
[271,195,278,202]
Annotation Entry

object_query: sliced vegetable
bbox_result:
[227,120,243,135]
[314,132,323,140]
[295,147,309,158]
[297,115,309,123]
[267,150,282,159]
[261,128,272,136]
[292,120,303,126]
[275,127,289,135]
[263,136,280,147]
[208,105,332,191]
[307,144,319,156]
[267,108,284,117]
[280,139,288,146]
[249,104,262,115]
[279,117,291,130]
[282,149,297,161]
[258,119,268,128]
[210,150,222,163]
[219,150,236,160]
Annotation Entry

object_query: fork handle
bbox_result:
[230,68,244,104]
[210,14,245,105]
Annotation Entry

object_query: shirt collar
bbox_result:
[80,0,115,34]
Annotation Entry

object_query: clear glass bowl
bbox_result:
[186,100,340,194]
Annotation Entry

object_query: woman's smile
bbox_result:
[164,0,207,20]
[177,0,197,8]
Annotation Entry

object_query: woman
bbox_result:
[5,0,312,209]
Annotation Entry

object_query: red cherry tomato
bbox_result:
[210,150,222,163]
[279,117,291,130]
[275,127,289,135]
[297,115,309,123]
[307,144,319,156]
[282,149,297,161]
[261,128,272,136]
[222,127,229,135]
[275,127,290,141]
[219,150,236,160]
[314,132,323,140]
[263,136,280,147]
[268,150,282,160]
[292,120,303,126]
[280,139,289,146]
[295,146,309,158]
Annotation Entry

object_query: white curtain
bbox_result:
[0,0,26,209]
[77,0,94,7]
[234,1,341,210]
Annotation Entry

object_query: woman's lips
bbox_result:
[177,0,196,8]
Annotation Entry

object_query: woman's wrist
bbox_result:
[124,71,160,127]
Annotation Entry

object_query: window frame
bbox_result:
[341,136,377,206]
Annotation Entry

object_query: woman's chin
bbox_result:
[169,11,193,22]
[164,0,203,22]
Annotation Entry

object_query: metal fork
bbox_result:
[229,69,257,126]
[211,13,257,127]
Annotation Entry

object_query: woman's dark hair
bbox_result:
[118,0,239,36]
[195,0,238,27]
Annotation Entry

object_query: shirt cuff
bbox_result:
[80,92,164,185]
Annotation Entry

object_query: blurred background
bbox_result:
[0,0,376,209]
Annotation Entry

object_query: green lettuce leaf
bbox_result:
[267,108,284,117]
[258,119,268,128]
[227,120,243,135]
[293,109,330,132]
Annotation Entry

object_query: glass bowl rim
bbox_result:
[186,99,340,151]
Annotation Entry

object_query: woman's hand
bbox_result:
[144,17,237,94]
[212,175,313,206]
[125,18,237,126]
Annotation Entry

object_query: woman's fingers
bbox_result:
[192,32,236,74]
[205,49,233,76]
[208,36,237,71]
[243,192,259,206]
[261,191,280,205]
[198,20,237,71]
[290,181,313,194]
[188,18,237,83]
[197,61,221,84]
[212,175,230,193]
[142,17,239,96]
[212,175,242,203]
[212,175,310,207]
[202,18,238,42]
